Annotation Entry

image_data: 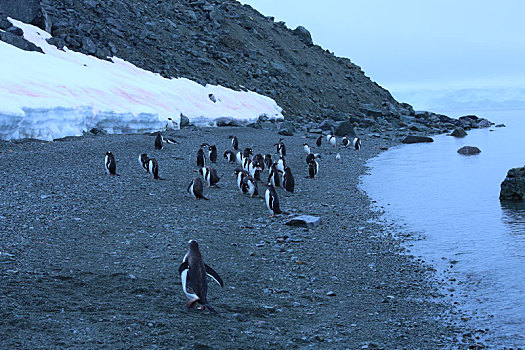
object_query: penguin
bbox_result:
[228,135,239,150]
[199,166,221,187]
[208,145,218,163]
[308,159,319,179]
[155,132,164,150]
[283,166,295,193]
[243,147,253,159]
[242,175,259,197]
[104,151,117,175]
[274,138,286,156]
[166,117,176,130]
[148,158,163,180]
[264,154,273,171]
[243,155,252,172]
[306,153,321,164]
[188,177,209,200]
[268,163,282,188]
[235,151,243,165]
[138,153,150,172]
[265,184,282,217]
[341,137,350,148]
[316,135,323,147]
[233,168,249,193]
[197,148,206,168]
[328,134,336,147]
[353,137,361,150]
[303,143,312,155]
[335,153,341,162]
[252,154,265,172]
[224,150,236,163]
[178,240,224,313]
[276,156,286,174]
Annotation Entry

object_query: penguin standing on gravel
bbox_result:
[233,168,249,193]
[188,177,209,200]
[353,137,361,150]
[242,175,259,197]
[178,240,224,313]
[316,135,323,147]
[148,158,163,180]
[208,145,218,163]
[265,184,282,217]
[105,151,118,175]
[199,166,221,187]
[275,138,286,157]
[268,163,282,188]
[264,154,273,171]
[341,137,350,148]
[138,153,150,172]
[155,132,164,150]
[328,133,336,148]
[224,150,236,163]
[197,148,206,168]
[308,159,319,179]
[228,135,239,150]
[166,117,176,130]
[283,166,295,193]
[303,143,312,155]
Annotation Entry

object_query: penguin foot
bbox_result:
[187,298,200,309]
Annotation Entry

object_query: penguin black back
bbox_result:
[268,163,281,188]
[209,145,217,163]
[306,153,315,164]
[283,166,295,193]
[265,184,282,217]
[316,135,322,147]
[264,154,273,170]
[105,151,117,175]
[148,158,162,179]
[139,153,149,172]
[155,132,163,150]
[197,148,206,168]
[188,177,209,200]
[308,160,318,179]
[224,150,236,163]
[229,135,239,150]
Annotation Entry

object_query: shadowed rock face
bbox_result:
[500,166,525,200]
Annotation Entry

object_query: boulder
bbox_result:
[450,127,467,137]
[457,146,481,155]
[318,119,335,131]
[180,114,190,127]
[292,26,313,46]
[0,31,43,53]
[500,167,525,200]
[477,119,491,128]
[0,0,51,32]
[334,121,356,137]
[401,135,434,144]
[285,215,322,228]
[215,117,242,127]
[278,121,295,136]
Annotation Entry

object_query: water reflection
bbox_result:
[501,200,525,238]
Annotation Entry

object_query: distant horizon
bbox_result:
[239,0,525,111]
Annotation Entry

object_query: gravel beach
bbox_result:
[0,126,478,349]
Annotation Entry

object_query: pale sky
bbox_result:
[239,0,525,95]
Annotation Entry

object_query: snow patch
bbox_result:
[0,19,283,141]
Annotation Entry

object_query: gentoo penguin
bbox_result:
[228,135,239,150]
[208,145,218,163]
[328,134,336,147]
[148,158,162,180]
[104,151,117,175]
[274,138,286,157]
[242,175,258,197]
[335,153,341,162]
[233,168,249,193]
[306,153,321,164]
[283,166,295,193]
[242,155,252,172]
[316,135,323,147]
[264,154,273,171]
[252,154,265,172]
[178,240,224,313]
[276,156,286,174]
[155,132,164,150]
[199,166,221,187]
[138,153,150,172]
[235,151,243,165]
[353,137,361,150]
[268,163,282,188]
[188,177,209,200]
[341,137,350,148]
[265,184,282,217]
[166,117,176,130]
[308,159,319,179]
[224,150,236,163]
[303,143,312,155]
[197,148,206,168]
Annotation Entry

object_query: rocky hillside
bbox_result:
[1,0,417,124]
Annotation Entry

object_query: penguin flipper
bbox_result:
[204,303,220,316]
[178,261,189,276]
[204,264,224,287]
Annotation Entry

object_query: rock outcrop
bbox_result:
[401,135,434,144]
[457,146,481,155]
[500,166,525,200]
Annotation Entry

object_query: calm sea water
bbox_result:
[362,109,525,348]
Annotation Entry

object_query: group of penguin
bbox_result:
[103,128,361,313]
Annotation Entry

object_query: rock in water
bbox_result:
[457,146,481,155]
[500,166,525,200]
[285,215,321,228]
[401,135,434,144]
[451,127,467,137]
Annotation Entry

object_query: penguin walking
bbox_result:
[283,166,295,193]
[303,143,312,155]
[138,153,150,172]
[178,240,224,313]
[104,151,118,175]
[233,168,249,193]
[224,150,236,163]
[199,166,221,187]
[208,145,218,163]
[197,148,206,168]
[268,163,282,188]
[242,175,259,197]
[328,134,336,147]
[148,158,163,180]
[274,138,286,157]
[265,184,282,217]
[316,135,323,147]
[308,159,319,179]
[228,135,239,150]
[264,154,273,171]
[155,132,164,150]
[353,137,361,150]
[341,137,350,148]
[188,177,209,200]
